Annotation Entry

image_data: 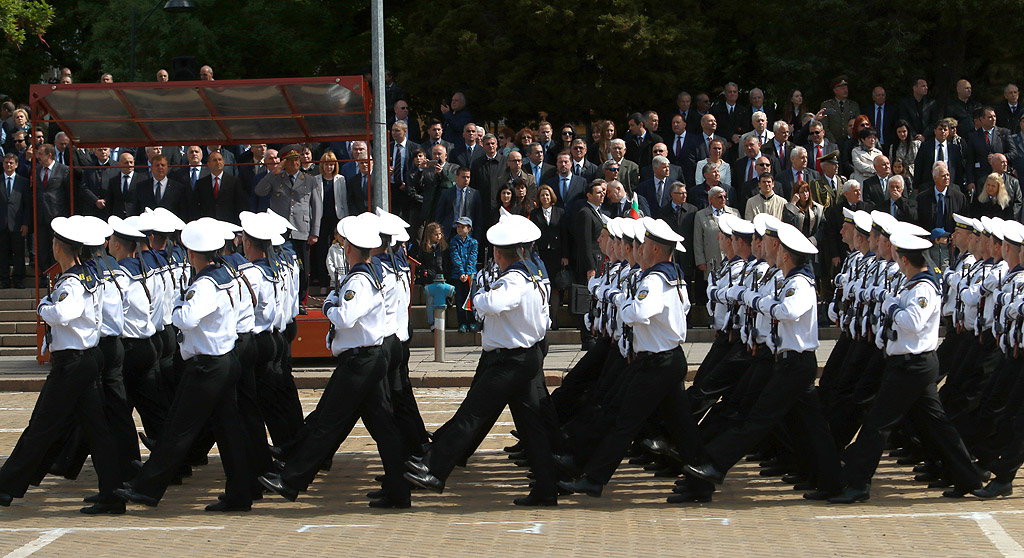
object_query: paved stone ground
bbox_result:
[0,386,1022,557]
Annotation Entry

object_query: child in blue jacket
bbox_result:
[449,217,478,332]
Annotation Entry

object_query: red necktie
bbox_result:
[214,176,220,198]
[747,161,754,181]
[797,171,803,182]
[778,145,784,162]
[986,130,991,145]
[815,146,822,173]
[42,168,49,185]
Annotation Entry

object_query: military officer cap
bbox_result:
[142,208,176,234]
[853,210,873,236]
[181,219,229,253]
[831,75,849,89]
[280,144,302,160]
[777,222,818,255]
[108,215,146,241]
[890,231,932,253]
[77,215,113,246]
[980,216,998,239]
[643,217,686,249]
[971,218,985,235]
[124,214,153,233]
[952,213,973,232]
[340,213,383,249]
[985,216,1005,242]
[818,150,840,164]
[632,218,648,243]
[606,218,623,239]
[620,218,635,241]
[376,207,412,230]
[897,221,931,238]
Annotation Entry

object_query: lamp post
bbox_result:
[129,0,197,82]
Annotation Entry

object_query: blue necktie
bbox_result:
[6,177,11,199]
[936,193,945,228]
[457,188,464,219]
[191,168,198,189]
[560,177,568,201]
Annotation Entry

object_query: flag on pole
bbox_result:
[462,275,474,311]
[628,197,640,219]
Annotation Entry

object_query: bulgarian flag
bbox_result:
[628,197,640,219]
[462,275,473,311]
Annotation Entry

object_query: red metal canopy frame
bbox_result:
[29,76,374,363]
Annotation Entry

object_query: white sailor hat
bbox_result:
[716,214,734,236]
[852,210,873,235]
[870,210,897,234]
[599,213,611,229]
[266,208,297,232]
[51,216,91,247]
[181,219,230,253]
[141,208,176,234]
[375,207,411,230]
[79,215,113,245]
[729,216,755,237]
[240,212,277,241]
[486,216,532,247]
[125,214,153,233]
[502,214,541,243]
[1002,220,1024,246]
[340,213,383,249]
[107,215,146,240]
[896,221,931,238]
[753,212,782,237]
[189,217,232,243]
[953,213,974,232]
[153,207,186,232]
[989,217,1006,241]
[972,218,986,235]
[390,227,411,245]
[619,218,635,240]
[606,218,623,239]
[842,206,857,224]
[631,218,647,243]
[499,206,513,219]
[980,216,997,238]
[643,218,686,248]
[890,231,932,252]
[776,222,818,255]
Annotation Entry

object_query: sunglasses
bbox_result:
[561,131,574,136]
[14,139,25,143]
[608,167,620,172]
[810,130,823,135]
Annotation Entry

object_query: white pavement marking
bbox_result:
[818,510,1024,558]
[0,527,223,558]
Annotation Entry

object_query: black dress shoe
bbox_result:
[552,454,582,477]
[403,471,445,494]
[667,489,713,503]
[642,438,670,456]
[759,466,788,477]
[269,459,286,474]
[368,496,411,509]
[504,442,524,453]
[405,459,429,476]
[942,487,970,498]
[628,455,655,466]
[928,479,953,489]
[513,459,531,468]
[113,488,159,507]
[258,475,298,502]
[562,476,603,497]
[682,463,725,485]
[0,492,10,507]
[828,487,870,504]
[507,451,528,461]
[138,434,157,451]
[83,493,104,504]
[652,466,682,478]
[375,474,387,483]
[912,463,936,473]
[268,445,284,459]
[205,500,252,512]
[973,481,1013,499]
[803,489,841,501]
[510,429,520,439]
[81,500,126,515]
[914,472,941,483]
[793,481,816,491]
[366,489,386,499]
[781,474,805,485]
[513,494,557,506]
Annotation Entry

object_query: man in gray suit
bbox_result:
[0,154,29,287]
[255,144,323,306]
[693,186,739,281]
[34,144,70,281]
[607,139,639,194]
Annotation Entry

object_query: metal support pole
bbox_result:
[433,307,446,362]
[369,0,388,212]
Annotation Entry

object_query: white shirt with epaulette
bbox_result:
[172,271,237,360]
[39,270,103,352]
[324,267,386,354]
[618,265,690,353]
[751,269,818,353]
[473,264,546,352]
[882,273,940,356]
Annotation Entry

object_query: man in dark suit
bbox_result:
[440,92,473,144]
[389,120,420,218]
[387,99,422,145]
[420,118,454,155]
[691,162,737,211]
[866,86,898,152]
[710,82,752,159]
[340,141,368,185]
[776,146,821,200]
[602,179,650,218]
[658,181,698,283]
[470,133,507,214]
[665,113,696,178]
[205,145,237,177]
[748,88,777,128]
[435,166,483,242]
[944,80,982,140]
[421,144,457,223]
[524,142,555,186]
[884,175,916,221]
[668,91,700,132]
[449,123,483,170]
[914,120,965,192]
[995,84,1022,130]
[237,143,268,194]
[0,154,29,287]
[170,145,209,199]
[135,154,190,220]
[542,152,586,215]
[860,154,896,210]
[734,134,770,186]
[194,151,247,225]
[897,77,940,141]
[77,147,117,218]
[105,151,146,219]
[574,180,607,284]
[637,155,675,214]
[346,158,375,215]
[915,161,965,268]
[736,156,782,210]
[568,139,600,183]
[688,114,729,178]
[33,144,71,279]
[804,120,838,175]
[623,112,663,168]
[964,106,1014,194]
[640,143,684,184]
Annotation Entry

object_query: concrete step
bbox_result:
[1,334,36,347]
[0,347,36,357]
[0,288,40,300]
[0,310,38,322]
[0,299,36,310]
[0,322,37,334]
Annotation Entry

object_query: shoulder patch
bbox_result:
[57,292,68,302]
[785,288,795,298]
[344,290,355,301]
[185,290,195,301]
[917,296,928,308]
[637,289,649,300]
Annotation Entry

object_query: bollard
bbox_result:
[434,307,446,362]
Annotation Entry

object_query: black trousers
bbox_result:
[840,352,981,492]
[944,333,1003,438]
[235,332,271,477]
[0,348,120,500]
[281,346,410,501]
[705,351,841,492]
[829,348,887,449]
[258,330,304,447]
[290,238,310,303]
[692,331,731,388]
[0,228,25,284]
[34,221,55,285]
[688,339,752,419]
[985,364,1024,483]
[584,347,706,485]
[133,354,251,505]
[121,336,167,441]
[549,337,612,424]
[818,332,852,406]
[390,338,429,457]
[424,344,557,498]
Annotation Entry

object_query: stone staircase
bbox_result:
[0,289,40,357]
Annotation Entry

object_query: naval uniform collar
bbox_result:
[641,260,682,283]
[906,269,940,291]
[786,263,815,280]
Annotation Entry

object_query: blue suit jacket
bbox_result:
[436,186,484,242]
